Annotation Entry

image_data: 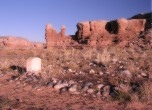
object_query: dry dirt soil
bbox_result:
[0,48,151,110]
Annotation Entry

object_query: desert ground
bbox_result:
[0,43,152,110]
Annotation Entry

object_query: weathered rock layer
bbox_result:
[74,12,151,47]
[0,37,44,49]
[45,24,76,48]
[0,12,151,49]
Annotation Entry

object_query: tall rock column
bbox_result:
[45,24,58,48]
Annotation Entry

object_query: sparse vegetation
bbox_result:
[0,43,151,109]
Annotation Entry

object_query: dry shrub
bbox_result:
[126,101,149,110]
[40,71,51,82]
[140,81,152,102]
[130,93,140,102]
[0,58,10,70]
[0,96,11,110]
[96,48,111,65]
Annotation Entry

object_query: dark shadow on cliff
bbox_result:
[70,35,78,41]
[105,20,118,34]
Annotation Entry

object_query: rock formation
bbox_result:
[32,42,45,49]
[2,37,31,49]
[106,18,146,34]
[75,12,151,47]
[76,20,108,41]
[130,12,152,29]
[0,12,151,49]
[60,25,66,37]
[76,21,91,40]
[0,36,44,49]
[76,19,146,38]
[45,24,72,48]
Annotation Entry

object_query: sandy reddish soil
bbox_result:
[0,47,152,110]
[0,73,114,110]
[0,72,151,110]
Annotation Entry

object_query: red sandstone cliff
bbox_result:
[45,24,74,48]
[75,12,151,47]
[0,12,151,49]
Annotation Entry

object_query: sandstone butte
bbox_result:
[0,12,151,49]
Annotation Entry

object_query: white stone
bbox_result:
[26,57,41,73]
[69,84,77,92]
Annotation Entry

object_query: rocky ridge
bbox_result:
[46,12,152,48]
[0,12,151,49]
[0,36,44,49]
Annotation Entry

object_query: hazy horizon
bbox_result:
[0,0,151,42]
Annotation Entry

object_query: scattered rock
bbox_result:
[79,71,85,75]
[54,82,68,90]
[60,87,69,94]
[97,84,104,90]
[84,82,93,88]
[25,76,33,82]
[69,84,78,92]
[81,82,93,92]
[89,69,95,74]
[87,88,94,94]
[89,62,96,66]
[68,80,76,85]
[68,69,74,73]
[121,70,132,78]
[140,72,148,78]
[52,77,59,84]
[101,85,110,98]
[99,71,104,76]
[47,82,55,88]
[81,86,89,92]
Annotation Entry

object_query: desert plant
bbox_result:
[140,81,152,102]
[95,48,111,65]
[111,88,131,102]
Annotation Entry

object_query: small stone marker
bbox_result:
[26,57,41,74]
